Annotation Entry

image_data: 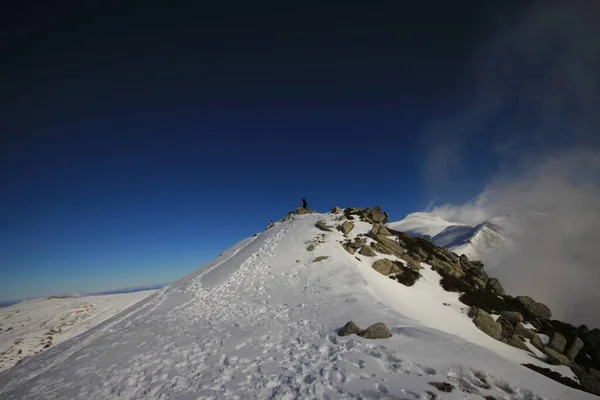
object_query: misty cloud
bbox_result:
[422,1,600,326]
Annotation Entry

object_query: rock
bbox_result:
[515,323,535,340]
[338,321,362,336]
[428,256,464,279]
[548,332,567,353]
[566,337,584,361]
[472,309,503,340]
[428,382,454,392]
[331,206,343,213]
[514,296,552,320]
[401,253,422,271]
[344,246,356,255]
[530,334,545,352]
[459,254,471,271]
[579,325,590,335]
[590,368,600,381]
[367,206,389,224]
[580,375,600,396]
[465,274,488,290]
[372,259,394,275]
[359,244,376,257]
[339,221,355,234]
[544,347,573,366]
[394,264,421,287]
[315,221,333,232]
[500,311,524,326]
[486,278,506,296]
[306,244,316,251]
[372,235,405,258]
[497,317,517,341]
[370,224,391,237]
[312,256,329,263]
[359,322,392,339]
[348,238,366,249]
[508,335,530,351]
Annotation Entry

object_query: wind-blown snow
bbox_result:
[0,213,592,399]
[0,290,157,372]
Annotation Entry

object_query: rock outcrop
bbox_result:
[339,221,355,235]
[359,244,376,257]
[371,259,395,275]
[471,308,502,340]
[514,296,552,321]
[548,332,567,354]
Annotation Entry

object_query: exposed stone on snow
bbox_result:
[548,332,567,354]
[500,311,524,326]
[312,256,329,263]
[471,308,503,340]
[315,220,334,232]
[359,322,392,339]
[371,259,394,275]
[544,347,573,366]
[359,244,376,257]
[531,334,546,352]
[339,221,354,235]
[566,337,584,361]
[429,381,454,392]
[485,278,505,296]
[344,246,356,255]
[331,206,343,213]
[338,321,362,337]
[366,206,389,224]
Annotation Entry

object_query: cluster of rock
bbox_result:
[328,206,600,395]
[338,321,392,339]
[334,207,423,286]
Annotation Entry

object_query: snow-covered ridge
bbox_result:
[388,212,516,261]
[0,290,157,372]
[0,210,592,399]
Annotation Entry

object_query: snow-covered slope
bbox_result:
[387,212,468,239]
[388,213,515,261]
[0,212,592,399]
[0,290,157,372]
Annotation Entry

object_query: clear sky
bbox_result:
[1,1,558,301]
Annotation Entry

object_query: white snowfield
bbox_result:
[0,212,593,399]
[388,212,515,262]
[0,290,157,372]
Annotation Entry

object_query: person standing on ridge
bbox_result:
[301,198,308,209]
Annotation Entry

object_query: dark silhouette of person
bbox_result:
[301,198,308,209]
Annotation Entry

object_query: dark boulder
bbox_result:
[485,278,506,296]
[359,322,392,339]
[514,296,552,320]
[338,321,362,336]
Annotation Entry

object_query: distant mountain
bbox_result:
[388,212,515,261]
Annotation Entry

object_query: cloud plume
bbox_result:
[423,1,600,326]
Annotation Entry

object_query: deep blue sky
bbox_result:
[1,1,523,301]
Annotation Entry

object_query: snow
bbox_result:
[388,212,516,262]
[387,212,468,239]
[0,213,593,399]
[0,290,157,372]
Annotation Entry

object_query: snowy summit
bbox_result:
[0,207,597,399]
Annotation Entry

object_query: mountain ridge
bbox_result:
[1,206,599,398]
